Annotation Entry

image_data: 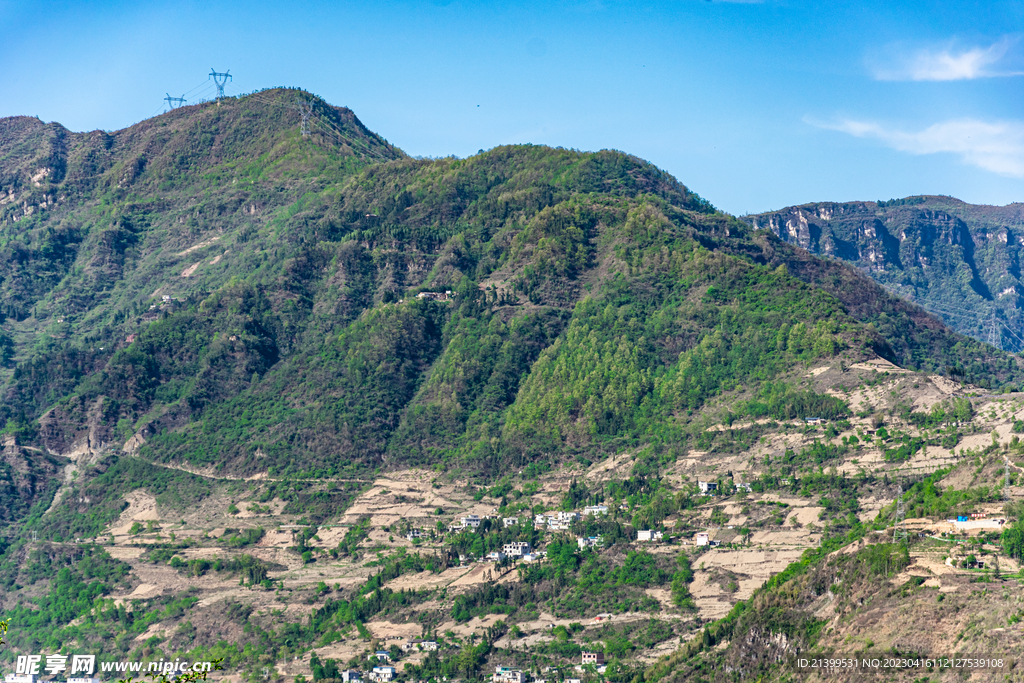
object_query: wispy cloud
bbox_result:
[871,37,1023,81]
[808,117,1024,177]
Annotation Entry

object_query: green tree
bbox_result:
[671,553,695,609]
[1002,522,1024,561]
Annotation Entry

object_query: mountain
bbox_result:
[1,91,1021,534]
[743,197,1024,352]
[2,90,1023,683]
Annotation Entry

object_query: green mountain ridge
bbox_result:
[0,90,1019,533]
[3,89,1024,683]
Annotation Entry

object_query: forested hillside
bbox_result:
[1,93,1021,499]
[744,197,1024,352]
[4,89,1024,683]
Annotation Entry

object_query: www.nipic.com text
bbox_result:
[15,655,215,676]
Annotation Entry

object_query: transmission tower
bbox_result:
[893,485,908,546]
[296,99,313,137]
[1006,457,1012,502]
[988,311,1000,350]
[164,93,186,110]
[209,68,232,104]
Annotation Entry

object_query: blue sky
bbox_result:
[1,0,1021,214]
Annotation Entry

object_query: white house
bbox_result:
[405,528,422,540]
[544,510,579,531]
[577,536,602,549]
[461,514,482,528]
[402,639,438,652]
[486,551,507,562]
[416,291,455,301]
[637,530,664,542]
[503,541,532,557]
[694,532,710,546]
[698,481,718,494]
[369,666,396,682]
[582,652,606,665]
[341,671,362,682]
[370,651,391,662]
[6,677,37,683]
[493,667,525,683]
[502,517,519,527]
[583,505,609,516]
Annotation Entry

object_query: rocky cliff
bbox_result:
[744,197,1024,350]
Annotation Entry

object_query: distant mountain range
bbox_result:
[744,197,1024,351]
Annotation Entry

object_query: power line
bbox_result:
[189,83,218,103]
[244,91,392,161]
[1001,327,1024,354]
[304,103,394,161]
[152,82,218,117]
[310,115,390,161]
[884,286,1024,353]
[180,80,212,98]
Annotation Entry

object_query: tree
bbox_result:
[671,553,695,609]
[1004,500,1024,520]
[1002,522,1024,561]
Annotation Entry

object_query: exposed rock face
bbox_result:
[745,197,1024,349]
[0,434,66,524]
[122,431,147,454]
[38,396,115,457]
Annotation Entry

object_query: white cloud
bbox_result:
[809,117,1024,178]
[871,37,1023,81]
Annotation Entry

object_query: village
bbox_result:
[6,363,1024,683]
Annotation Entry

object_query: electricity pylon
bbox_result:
[988,312,1000,350]
[1006,457,1012,502]
[165,93,186,110]
[209,69,232,104]
[296,99,313,137]
[893,485,908,546]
